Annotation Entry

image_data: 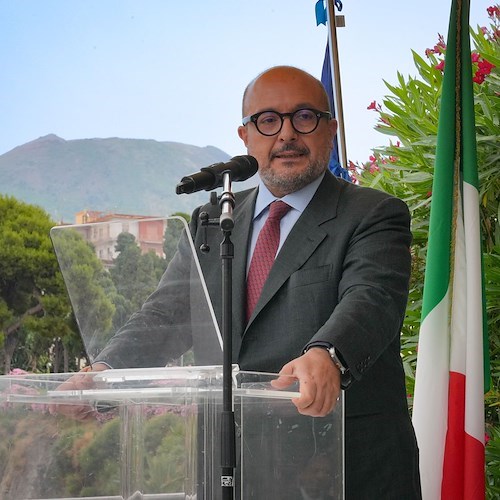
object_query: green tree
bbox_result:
[0,195,83,373]
[110,232,167,327]
[50,227,117,362]
[355,5,499,495]
[163,213,190,265]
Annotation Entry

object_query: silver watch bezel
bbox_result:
[327,346,347,374]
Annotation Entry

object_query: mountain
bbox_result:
[0,134,256,222]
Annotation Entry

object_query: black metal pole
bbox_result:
[219,173,236,499]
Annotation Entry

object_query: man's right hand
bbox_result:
[49,362,109,421]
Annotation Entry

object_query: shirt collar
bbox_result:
[253,172,325,220]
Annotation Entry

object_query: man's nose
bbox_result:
[277,116,298,141]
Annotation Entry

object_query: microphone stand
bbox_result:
[197,173,237,499]
[219,171,236,500]
[218,172,236,499]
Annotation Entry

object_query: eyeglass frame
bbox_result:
[241,108,333,136]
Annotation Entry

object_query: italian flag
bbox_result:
[411,0,489,499]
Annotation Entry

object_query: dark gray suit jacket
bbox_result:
[96,171,421,497]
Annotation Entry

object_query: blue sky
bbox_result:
[1,0,492,164]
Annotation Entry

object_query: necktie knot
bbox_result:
[268,200,291,221]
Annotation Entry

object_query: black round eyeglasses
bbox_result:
[242,108,332,136]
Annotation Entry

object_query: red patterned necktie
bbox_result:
[246,200,291,322]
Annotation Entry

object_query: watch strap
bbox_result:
[303,341,353,390]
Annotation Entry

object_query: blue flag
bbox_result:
[321,43,351,181]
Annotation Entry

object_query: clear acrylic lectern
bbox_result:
[0,217,343,499]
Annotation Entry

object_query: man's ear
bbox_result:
[329,118,338,139]
[238,125,249,147]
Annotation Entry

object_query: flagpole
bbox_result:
[325,0,348,170]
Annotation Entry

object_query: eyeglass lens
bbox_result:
[256,109,319,135]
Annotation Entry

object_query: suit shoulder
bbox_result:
[335,176,408,212]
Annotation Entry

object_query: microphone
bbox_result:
[176,155,258,194]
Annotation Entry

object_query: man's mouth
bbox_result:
[271,148,308,160]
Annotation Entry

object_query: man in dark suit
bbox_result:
[78,66,422,498]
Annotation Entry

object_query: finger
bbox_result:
[292,378,318,412]
[271,362,296,389]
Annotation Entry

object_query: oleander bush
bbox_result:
[355,5,500,496]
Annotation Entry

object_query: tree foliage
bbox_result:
[163,213,190,266]
[0,195,84,373]
[1,200,182,373]
[50,227,117,362]
[354,6,499,494]
[110,231,167,325]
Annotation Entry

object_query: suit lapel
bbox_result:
[229,189,258,354]
[245,172,342,329]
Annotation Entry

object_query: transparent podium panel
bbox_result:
[50,216,223,367]
[0,367,344,499]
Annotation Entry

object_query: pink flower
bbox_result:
[435,60,445,71]
[389,156,398,163]
[487,6,500,18]
[434,35,446,53]
[473,72,486,84]
[471,52,481,63]
[478,58,495,75]
[367,100,378,111]
[9,368,29,375]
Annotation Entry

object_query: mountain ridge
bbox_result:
[0,134,255,222]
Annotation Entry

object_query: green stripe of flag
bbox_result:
[420,0,459,324]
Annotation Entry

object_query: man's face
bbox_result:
[238,68,337,197]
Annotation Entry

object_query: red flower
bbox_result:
[478,58,495,75]
[487,6,500,18]
[435,34,446,52]
[471,52,481,63]
[473,72,486,84]
[435,60,445,71]
[367,100,379,111]
[348,160,358,171]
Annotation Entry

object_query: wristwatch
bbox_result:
[304,341,353,390]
